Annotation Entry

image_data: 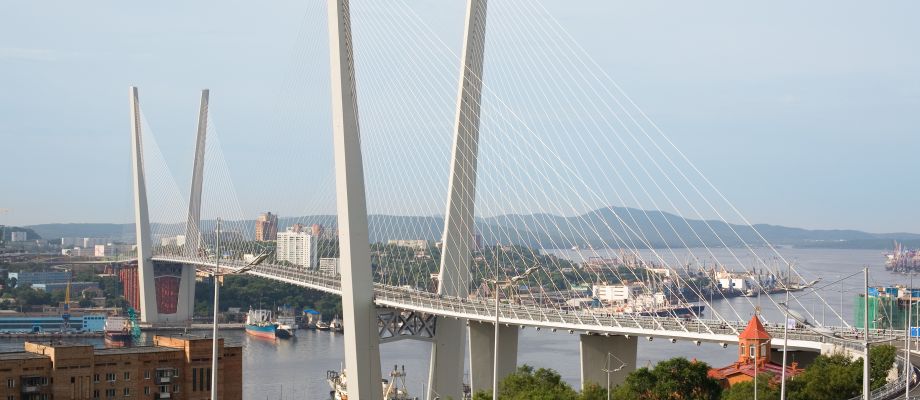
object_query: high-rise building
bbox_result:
[276,227,317,268]
[254,212,278,242]
[311,224,324,238]
[9,231,27,242]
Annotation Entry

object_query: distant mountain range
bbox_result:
[23,206,920,250]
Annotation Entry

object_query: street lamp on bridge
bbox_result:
[207,218,271,400]
[486,265,540,400]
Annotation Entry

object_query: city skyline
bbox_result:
[1,0,918,233]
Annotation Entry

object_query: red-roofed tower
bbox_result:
[738,314,771,365]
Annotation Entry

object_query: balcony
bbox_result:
[155,376,171,384]
[155,393,171,399]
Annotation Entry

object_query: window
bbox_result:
[192,367,197,391]
[6,379,13,388]
[93,389,100,399]
[123,387,130,396]
[93,374,100,383]
[199,368,206,391]
[106,372,116,382]
[144,387,150,395]
[173,384,179,393]
[159,385,169,393]
[206,368,212,390]
[761,343,768,358]
[71,376,76,383]
[106,388,116,397]
[124,372,130,381]
[749,344,755,358]
[144,370,150,379]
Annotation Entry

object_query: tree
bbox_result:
[868,344,897,390]
[612,357,721,400]
[473,365,578,400]
[579,383,608,400]
[720,373,779,400]
[788,353,861,400]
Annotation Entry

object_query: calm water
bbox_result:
[1,248,906,399]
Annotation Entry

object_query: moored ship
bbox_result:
[103,316,133,347]
[245,308,277,339]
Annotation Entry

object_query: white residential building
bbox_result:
[387,239,429,250]
[9,231,27,242]
[319,258,340,275]
[277,228,318,268]
[592,284,636,303]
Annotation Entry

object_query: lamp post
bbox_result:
[486,265,539,400]
[906,272,913,400]
[780,261,791,400]
[208,218,270,400]
[601,352,626,400]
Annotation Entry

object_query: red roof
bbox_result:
[739,314,771,340]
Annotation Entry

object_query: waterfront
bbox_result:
[0,248,908,398]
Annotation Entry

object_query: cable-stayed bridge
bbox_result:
[110,0,917,399]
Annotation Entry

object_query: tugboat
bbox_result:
[327,365,413,400]
[275,314,297,339]
[245,308,277,339]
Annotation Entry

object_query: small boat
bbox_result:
[316,320,331,331]
[245,308,277,339]
[330,316,344,333]
[275,314,297,339]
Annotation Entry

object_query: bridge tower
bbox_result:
[327,0,384,399]
[177,89,210,322]
[128,86,159,323]
[428,0,499,398]
[128,87,205,323]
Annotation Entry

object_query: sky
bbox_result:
[0,0,917,233]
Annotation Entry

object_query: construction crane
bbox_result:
[61,269,72,331]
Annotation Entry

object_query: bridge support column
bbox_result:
[128,86,159,323]
[177,88,210,323]
[469,322,518,395]
[579,334,637,390]
[327,1,383,399]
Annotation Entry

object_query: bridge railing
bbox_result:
[154,254,906,345]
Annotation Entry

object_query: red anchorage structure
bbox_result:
[118,263,140,310]
[118,262,183,316]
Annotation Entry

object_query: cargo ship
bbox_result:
[104,317,133,347]
[245,309,277,339]
[885,241,920,273]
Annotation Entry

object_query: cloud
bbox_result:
[0,47,58,61]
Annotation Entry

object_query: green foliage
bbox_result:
[782,345,898,400]
[473,365,578,400]
[789,353,861,400]
[720,373,779,400]
[612,357,720,400]
[868,344,896,390]
[579,383,608,400]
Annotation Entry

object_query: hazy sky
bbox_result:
[0,1,917,233]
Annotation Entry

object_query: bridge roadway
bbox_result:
[152,255,902,350]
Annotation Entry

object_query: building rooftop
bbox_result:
[0,351,48,361]
[738,314,771,340]
[95,346,182,356]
